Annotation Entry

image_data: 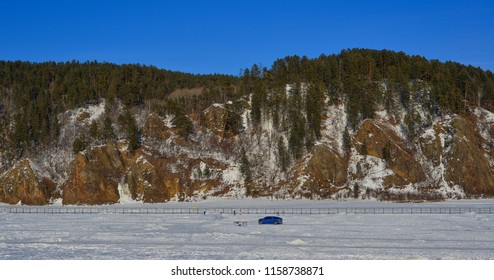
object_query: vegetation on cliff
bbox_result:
[2,49,494,204]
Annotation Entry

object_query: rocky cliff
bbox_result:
[2,97,494,205]
[0,159,57,205]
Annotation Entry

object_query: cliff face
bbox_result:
[53,110,240,204]
[142,113,173,141]
[444,116,494,196]
[2,97,494,205]
[202,104,228,137]
[354,120,426,187]
[280,145,347,199]
[0,159,57,205]
[62,143,123,205]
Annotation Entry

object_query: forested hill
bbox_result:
[2,50,494,156]
[2,49,494,205]
[243,49,494,128]
[0,61,239,155]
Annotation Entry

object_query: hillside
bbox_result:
[1,49,494,204]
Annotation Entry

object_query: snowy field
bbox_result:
[1,199,494,260]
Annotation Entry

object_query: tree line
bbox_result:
[240,48,494,170]
[2,49,494,161]
[0,60,238,156]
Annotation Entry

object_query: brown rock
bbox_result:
[202,104,228,136]
[284,145,347,198]
[125,155,171,203]
[0,159,56,205]
[307,145,347,187]
[123,150,225,202]
[419,123,443,166]
[445,116,494,196]
[142,113,172,140]
[62,142,123,205]
[354,120,426,186]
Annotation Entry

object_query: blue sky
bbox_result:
[1,0,493,75]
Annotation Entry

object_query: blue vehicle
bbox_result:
[258,216,283,224]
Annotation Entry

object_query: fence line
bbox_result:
[0,206,493,215]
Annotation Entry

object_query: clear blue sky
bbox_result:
[1,0,493,75]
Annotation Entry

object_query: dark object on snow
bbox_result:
[258,216,283,224]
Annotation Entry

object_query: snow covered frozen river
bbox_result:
[1,199,493,260]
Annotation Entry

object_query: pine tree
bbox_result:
[173,112,193,138]
[289,120,304,160]
[102,116,116,143]
[343,127,351,155]
[305,132,315,151]
[224,102,244,136]
[250,89,262,126]
[404,111,417,140]
[306,84,323,140]
[288,83,306,160]
[240,147,252,194]
[72,135,88,154]
[89,120,101,143]
[353,184,360,199]
[118,111,140,152]
[277,138,290,172]
[165,99,194,138]
[12,113,30,157]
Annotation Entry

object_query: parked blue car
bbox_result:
[258,216,283,224]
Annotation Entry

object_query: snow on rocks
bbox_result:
[68,99,106,125]
[348,152,394,191]
[320,104,347,156]
[222,165,242,186]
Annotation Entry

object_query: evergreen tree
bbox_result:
[89,120,101,142]
[277,138,290,172]
[102,116,116,143]
[343,127,351,155]
[12,113,30,157]
[163,99,194,138]
[353,183,360,199]
[288,119,305,160]
[305,131,315,151]
[173,112,193,138]
[224,102,244,136]
[240,147,252,186]
[250,89,262,126]
[118,111,140,152]
[288,83,306,160]
[306,84,323,140]
[404,111,418,140]
[72,135,88,154]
